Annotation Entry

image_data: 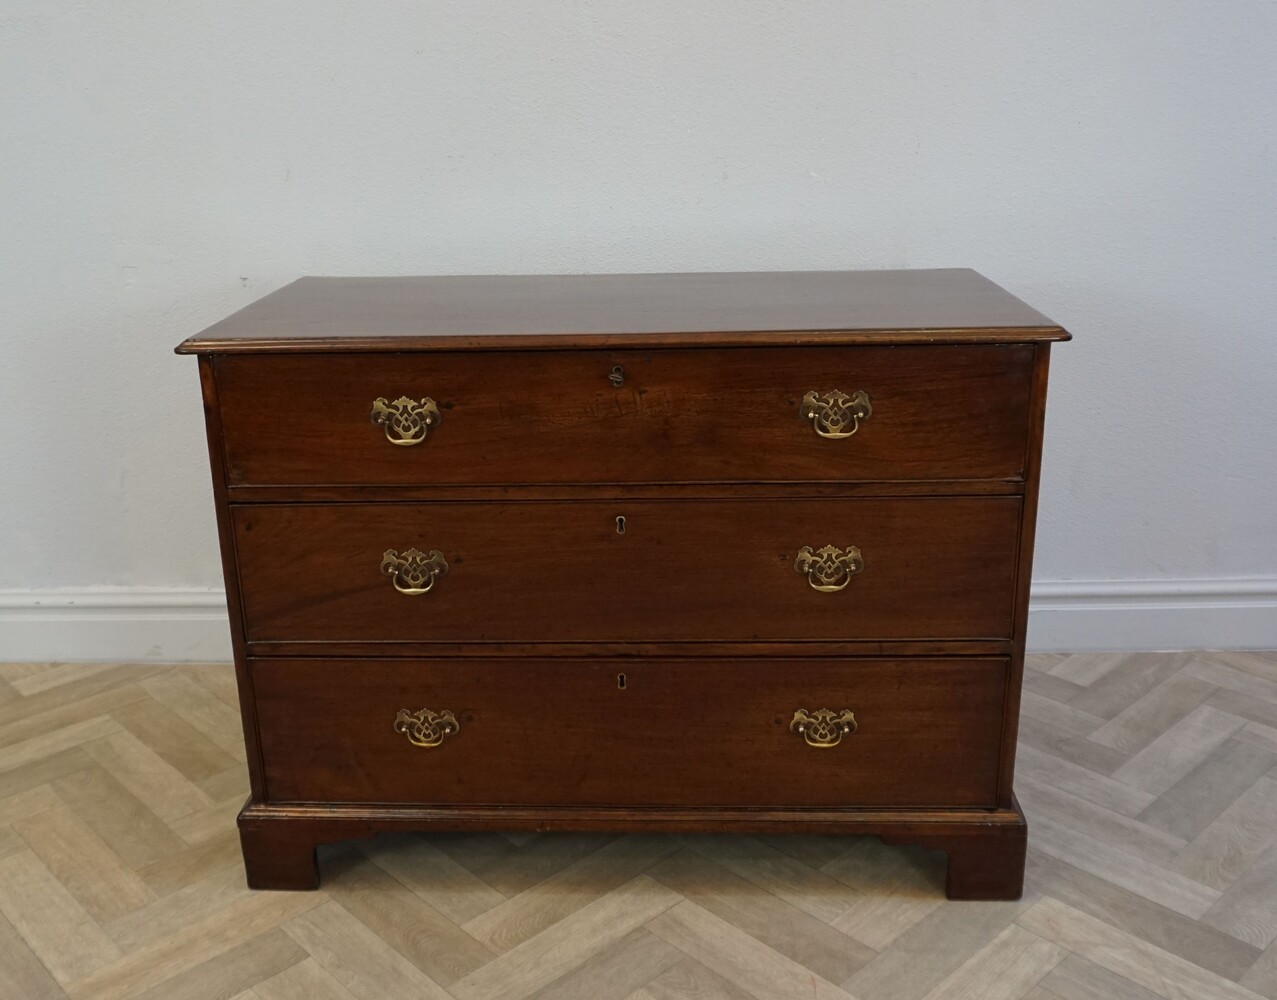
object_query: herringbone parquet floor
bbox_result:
[2,652,1277,999]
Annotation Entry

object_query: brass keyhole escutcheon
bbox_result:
[616,515,626,534]
[609,365,625,387]
[617,673,627,690]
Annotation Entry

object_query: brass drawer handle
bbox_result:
[791,708,857,748]
[394,708,459,748]
[381,548,449,595]
[794,544,863,592]
[800,390,871,439]
[370,395,441,445]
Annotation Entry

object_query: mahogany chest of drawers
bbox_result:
[177,269,1068,899]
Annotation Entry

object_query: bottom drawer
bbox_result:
[250,657,1009,809]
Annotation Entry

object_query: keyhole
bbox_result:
[617,673,627,690]
[609,365,624,387]
[615,515,626,534]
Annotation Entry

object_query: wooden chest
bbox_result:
[177,269,1068,899]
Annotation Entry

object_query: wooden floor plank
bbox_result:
[1016,744,1156,817]
[822,839,948,949]
[681,834,857,925]
[0,717,123,775]
[1240,938,1277,999]
[1,663,119,698]
[527,927,684,1000]
[757,833,857,870]
[0,783,60,825]
[462,835,677,952]
[1028,815,1220,919]
[361,833,507,925]
[80,730,214,825]
[0,747,94,802]
[1040,953,1167,1000]
[450,876,681,1000]
[1171,775,1277,891]
[1187,659,1277,705]
[0,685,150,754]
[649,848,874,985]
[109,699,238,786]
[51,765,188,870]
[1018,715,1130,776]
[251,957,360,1000]
[844,897,1035,1000]
[1023,849,1261,981]
[1018,896,1271,1000]
[1070,654,1192,719]
[1201,843,1277,949]
[1137,737,1277,842]
[126,929,302,1000]
[0,850,121,986]
[14,804,156,924]
[632,958,754,1000]
[1019,778,1188,866]
[1088,669,1217,756]
[282,901,452,1000]
[1112,706,1248,797]
[0,909,71,1000]
[0,667,165,730]
[646,899,855,1000]
[105,865,254,952]
[464,834,617,897]
[68,890,324,1000]
[319,850,495,986]
[140,673,246,762]
[918,924,1066,1000]
[1048,653,1127,687]
[1020,692,1107,739]
[135,828,243,895]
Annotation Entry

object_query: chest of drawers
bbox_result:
[178,269,1068,899]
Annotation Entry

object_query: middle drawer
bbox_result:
[233,497,1020,644]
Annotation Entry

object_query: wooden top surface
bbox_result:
[176,269,1068,354]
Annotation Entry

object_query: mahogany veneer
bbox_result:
[232,498,1021,644]
[178,268,1068,899]
[213,345,1034,485]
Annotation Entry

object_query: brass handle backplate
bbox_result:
[791,708,857,748]
[794,545,863,592]
[381,548,449,595]
[371,395,440,445]
[800,390,871,439]
[394,708,459,748]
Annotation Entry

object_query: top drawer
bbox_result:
[214,345,1033,486]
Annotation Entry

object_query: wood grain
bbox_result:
[232,498,1020,644]
[249,657,1008,808]
[213,345,1034,486]
[175,270,1068,355]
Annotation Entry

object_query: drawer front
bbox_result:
[233,498,1020,643]
[214,345,1033,486]
[252,657,1008,808]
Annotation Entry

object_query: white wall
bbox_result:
[2,2,1275,658]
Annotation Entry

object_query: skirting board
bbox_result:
[1027,578,1277,653]
[1,580,1275,661]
